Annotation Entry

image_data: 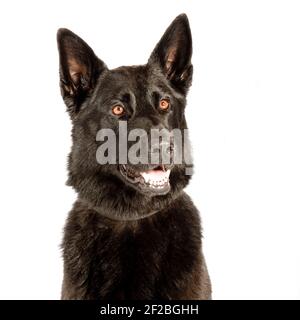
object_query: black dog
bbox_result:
[57,14,212,299]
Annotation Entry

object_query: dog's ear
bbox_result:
[148,14,193,94]
[57,28,107,116]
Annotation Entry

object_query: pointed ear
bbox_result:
[57,28,107,116]
[148,14,193,94]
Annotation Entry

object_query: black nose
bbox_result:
[150,139,174,165]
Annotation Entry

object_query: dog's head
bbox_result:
[57,14,194,217]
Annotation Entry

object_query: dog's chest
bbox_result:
[70,214,197,299]
[83,221,167,299]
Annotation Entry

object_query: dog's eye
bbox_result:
[159,99,170,111]
[112,105,125,116]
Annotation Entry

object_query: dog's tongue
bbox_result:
[141,169,170,183]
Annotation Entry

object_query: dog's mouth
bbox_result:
[119,164,171,195]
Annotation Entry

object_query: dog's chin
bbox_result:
[118,164,172,196]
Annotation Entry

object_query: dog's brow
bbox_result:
[120,93,131,104]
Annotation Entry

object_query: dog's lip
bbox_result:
[119,164,171,194]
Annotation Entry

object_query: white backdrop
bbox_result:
[0,0,299,300]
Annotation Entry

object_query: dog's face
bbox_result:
[57,14,193,215]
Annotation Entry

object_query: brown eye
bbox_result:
[159,99,170,111]
[112,105,125,116]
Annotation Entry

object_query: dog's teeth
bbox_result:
[147,178,169,187]
[140,170,170,190]
[141,169,171,189]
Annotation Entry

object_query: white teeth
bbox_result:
[140,169,171,189]
[143,175,149,183]
[148,179,168,188]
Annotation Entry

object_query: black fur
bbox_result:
[57,14,212,300]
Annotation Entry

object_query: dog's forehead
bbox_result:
[105,66,149,88]
[100,65,168,94]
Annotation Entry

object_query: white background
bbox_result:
[0,0,299,300]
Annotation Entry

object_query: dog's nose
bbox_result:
[151,141,174,154]
[150,139,174,165]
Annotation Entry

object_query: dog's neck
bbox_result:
[78,198,160,221]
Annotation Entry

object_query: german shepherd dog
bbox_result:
[57,14,212,300]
